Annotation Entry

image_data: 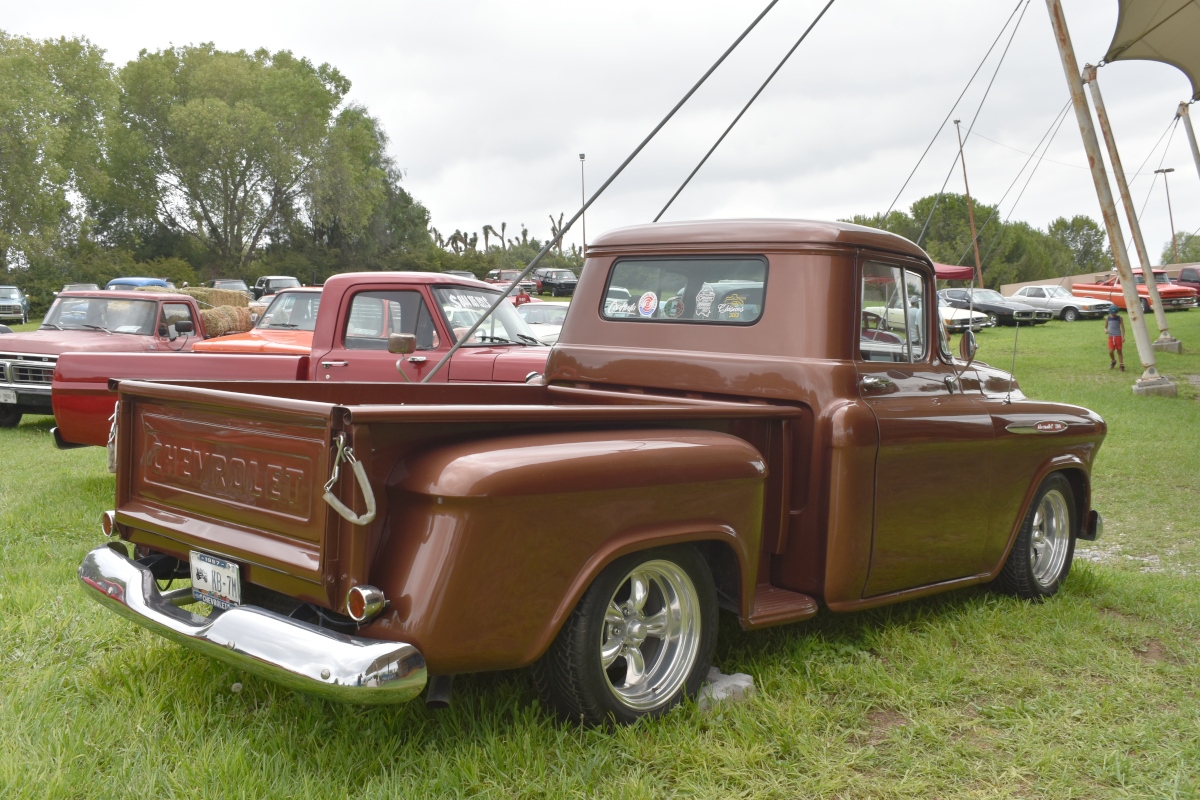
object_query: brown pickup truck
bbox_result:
[79,220,1106,725]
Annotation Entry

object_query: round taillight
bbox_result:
[346,585,385,622]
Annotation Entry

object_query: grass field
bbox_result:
[2,312,1199,798]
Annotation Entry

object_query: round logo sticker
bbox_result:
[638,292,658,317]
[662,295,685,319]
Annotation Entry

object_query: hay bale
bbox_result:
[185,287,249,308]
[199,304,254,338]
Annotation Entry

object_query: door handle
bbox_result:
[860,375,894,390]
[407,356,427,363]
[321,361,348,368]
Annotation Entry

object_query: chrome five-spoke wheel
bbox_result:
[1029,488,1071,589]
[994,472,1076,599]
[600,561,701,711]
[534,545,717,725]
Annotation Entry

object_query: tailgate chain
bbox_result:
[106,401,119,474]
[322,433,377,526]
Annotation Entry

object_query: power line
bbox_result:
[885,0,1025,217]
[655,0,838,222]
[916,0,1030,246]
[976,103,1072,272]
[954,100,1072,265]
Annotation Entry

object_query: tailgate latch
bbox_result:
[323,433,377,526]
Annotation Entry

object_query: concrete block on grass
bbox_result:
[1131,378,1178,397]
[698,666,755,712]
[1152,339,1183,354]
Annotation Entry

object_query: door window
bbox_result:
[343,291,439,350]
[159,303,194,337]
[860,263,927,363]
[1027,287,1044,298]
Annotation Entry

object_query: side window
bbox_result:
[859,263,927,363]
[344,291,438,350]
[159,303,194,337]
[1183,269,1198,282]
[1027,287,1044,298]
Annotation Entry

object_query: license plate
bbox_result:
[0,389,15,405]
[189,551,242,609]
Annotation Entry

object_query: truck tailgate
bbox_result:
[113,380,340,605]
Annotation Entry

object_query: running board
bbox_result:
[743,585,819,629]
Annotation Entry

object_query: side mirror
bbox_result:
[174,320,194,334]
[388,333,416,354]
[959,330,978,361]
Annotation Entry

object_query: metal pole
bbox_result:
[579,154,587,254]
[954,119,985,287]
[1044,0,1166,388]
[1156,168,1178,263]
[1083,65,1174,344]
[1180,103,1200,187]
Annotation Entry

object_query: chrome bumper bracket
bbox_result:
[78,544,426,704]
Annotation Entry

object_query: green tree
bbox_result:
[106,45,351,272]
[1161,231,1200,265]
[0,32,114,270]
[1047,215,1112,273]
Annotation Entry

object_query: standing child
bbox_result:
[1106,307,1125,372]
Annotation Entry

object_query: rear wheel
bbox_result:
[533,545,717,726]
[0,405,22,428]
[1061,307,1078,322]
[993,473,1076,600]
[1141,298,1151,314]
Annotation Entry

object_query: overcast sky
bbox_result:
[8,0,1198,264]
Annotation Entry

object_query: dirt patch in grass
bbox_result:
[1134,639,1167,664]
[1101,607,1139,624]
[865,708,906,746]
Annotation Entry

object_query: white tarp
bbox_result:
[1104,0,1200,100]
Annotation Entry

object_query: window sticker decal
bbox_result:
[718,293,746,319]
[638,292,658,317]
[695,284,715,319]
[662,295,685,319]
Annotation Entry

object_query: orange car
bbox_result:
[1072,268,1197,312]
[192,288,321,354]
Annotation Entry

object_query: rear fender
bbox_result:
[365,428,767,674]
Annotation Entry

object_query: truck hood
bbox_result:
[0,329,153,356]
[192,329,314,355]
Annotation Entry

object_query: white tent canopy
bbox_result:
[1104,0,1200,100]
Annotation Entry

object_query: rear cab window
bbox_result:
[601,257,767,324]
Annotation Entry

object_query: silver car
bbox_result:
[1009,285,1112,322]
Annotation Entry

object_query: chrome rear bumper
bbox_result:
[78,544,426,704]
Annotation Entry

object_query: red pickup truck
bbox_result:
[1,291,205,430]
[78,220,1106,725]
[1072,268,1197,311]
[52,272,550,446]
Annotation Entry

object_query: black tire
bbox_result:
[533,545,717,726]
[993,473,1076,600]
[0,405,22,428]
[1061,307,1078,322]
[1141,298,1151,314]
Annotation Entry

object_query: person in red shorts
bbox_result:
[1105,307,1125,372]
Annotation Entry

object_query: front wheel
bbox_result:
[533,545,717,725]
[993,473,1075,600]
[0,405,22,428]
[1061,307,1078,322]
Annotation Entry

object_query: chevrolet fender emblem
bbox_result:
[1006,420,1068,435]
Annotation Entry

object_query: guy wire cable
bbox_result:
[885,0,1026,217]
[954,100,1072,266]
[976,102,1072,272]
[420,0,783,382]
[1128,117,1180,248]
[916,0,1030,247]
[654,0,838,222]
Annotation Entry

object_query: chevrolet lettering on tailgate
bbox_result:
[142,419,313,519]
